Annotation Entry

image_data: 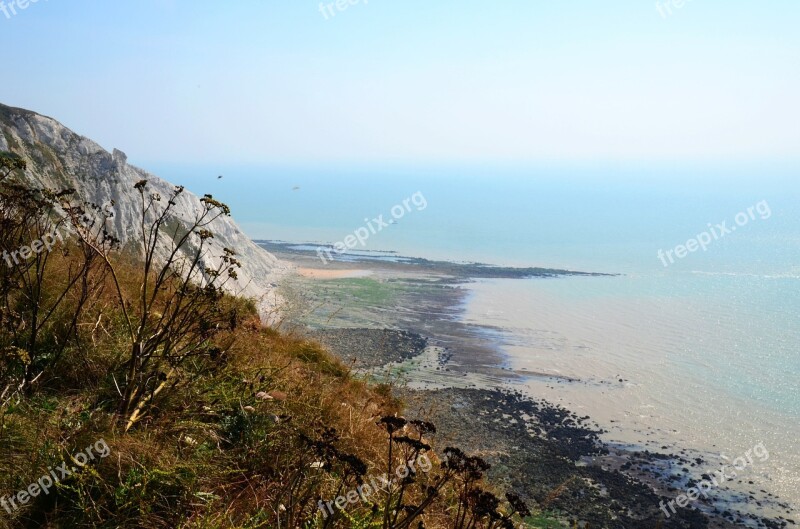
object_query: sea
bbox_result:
[154,162,799,513]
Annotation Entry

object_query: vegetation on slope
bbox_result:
[0,151,551,528]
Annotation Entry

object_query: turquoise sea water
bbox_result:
[153,163,800,400]
[154,163,800,507]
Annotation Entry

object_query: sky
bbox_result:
[0,0,799,168]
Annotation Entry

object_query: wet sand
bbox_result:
[262,240,796,529]
[462,277,800,520]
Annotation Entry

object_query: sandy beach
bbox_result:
[296,267,373,280]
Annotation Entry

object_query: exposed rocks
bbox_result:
[306,328,427,368]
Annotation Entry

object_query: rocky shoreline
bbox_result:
[306,328,428,369]
[309,326,793,529]
[257,240,618,280]
[403,387,793,529]
[270,242,795,529]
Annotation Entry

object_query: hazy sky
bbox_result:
[1,0,798,166]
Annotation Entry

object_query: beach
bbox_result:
[263,240,797,529]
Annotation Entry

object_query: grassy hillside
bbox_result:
[0,151,549,529]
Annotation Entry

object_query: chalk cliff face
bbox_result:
[0,103,288,316]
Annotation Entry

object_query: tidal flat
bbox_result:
[261,240,795,529]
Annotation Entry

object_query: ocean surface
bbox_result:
[154,163,799,511]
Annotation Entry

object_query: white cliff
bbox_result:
[0,103,289,319]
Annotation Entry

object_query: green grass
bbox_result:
[321,277,396,305]
[525,513,565,529]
